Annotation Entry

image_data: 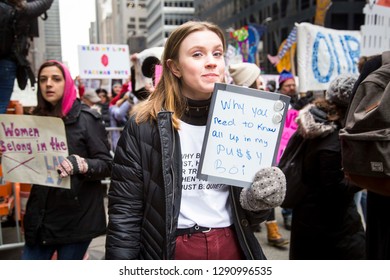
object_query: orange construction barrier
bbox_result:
[0,165,15,218]
[6,100,24,115]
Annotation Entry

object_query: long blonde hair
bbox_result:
[133,21,226,130]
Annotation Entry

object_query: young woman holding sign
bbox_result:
[105,21,286,260]
[21,60,112,260]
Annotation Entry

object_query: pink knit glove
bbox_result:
[56,155,89,178]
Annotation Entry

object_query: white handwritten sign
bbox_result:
[78,44,130,79]
[0,115,70,189]
[297,22,361,92]
[198,83,290,188]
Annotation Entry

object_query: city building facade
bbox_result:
[194,0,365,73]
[30,0,62,74]
[146,0,195,48]
[360,1,390,56]
[95,0,148,53]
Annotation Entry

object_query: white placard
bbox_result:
[297,22,361,92]
[198,83,290,188]
[0,115,70,189]
[78,44,130,79]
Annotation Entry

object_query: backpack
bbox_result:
[339,51,390,196]
[0,1,17,58]
[278,132,309,208]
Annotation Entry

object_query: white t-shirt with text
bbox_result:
[177,121,233,229]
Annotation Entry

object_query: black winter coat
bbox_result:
[289,105,365,260]
[23,100,112,246]
[106,111,270,260]
[0,0,54,59]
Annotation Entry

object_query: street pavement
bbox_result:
[0,205,289,260]
[87,206,290,260]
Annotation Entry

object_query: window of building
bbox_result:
[301,0,310,10]
[353,13,364,30]
[281,0,288,17]
[331,13,348,30]
[272,3,279,19]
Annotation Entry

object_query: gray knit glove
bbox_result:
[240,167,286,211]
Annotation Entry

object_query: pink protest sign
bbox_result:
[154,64,162,87]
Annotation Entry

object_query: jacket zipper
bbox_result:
[230,186,254,260]
[169,124,176,244]
[159,111,176,259]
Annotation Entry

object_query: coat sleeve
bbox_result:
[232,187,271,227]
[81,111,112,180]
[24,0,54,18]
[105,119,144,260]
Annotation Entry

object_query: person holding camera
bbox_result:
[0,0,53,114]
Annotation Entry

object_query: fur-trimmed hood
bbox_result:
[296,103,337,139]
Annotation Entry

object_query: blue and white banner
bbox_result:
[296,22,361,92]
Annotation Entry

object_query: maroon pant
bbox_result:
[175,227,244,260]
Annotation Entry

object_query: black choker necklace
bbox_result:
[185,104,209,112]
[181,98,211,126]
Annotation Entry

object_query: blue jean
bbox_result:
[0,59,17,114]
[354,190,367,223]
[282,208,292,217]
[21,240,91,260]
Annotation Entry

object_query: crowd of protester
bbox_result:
[0,15,389,260]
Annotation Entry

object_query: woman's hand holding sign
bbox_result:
[240,167,286,211]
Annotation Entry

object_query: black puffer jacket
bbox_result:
[23,100,112,246]
[106,111,270,260]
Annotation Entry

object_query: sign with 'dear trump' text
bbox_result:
[198,83,290,188]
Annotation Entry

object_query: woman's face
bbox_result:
[98,92,107,103]
[112,84,122,95]
[170,30,225,100]
[39,66,65,106]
